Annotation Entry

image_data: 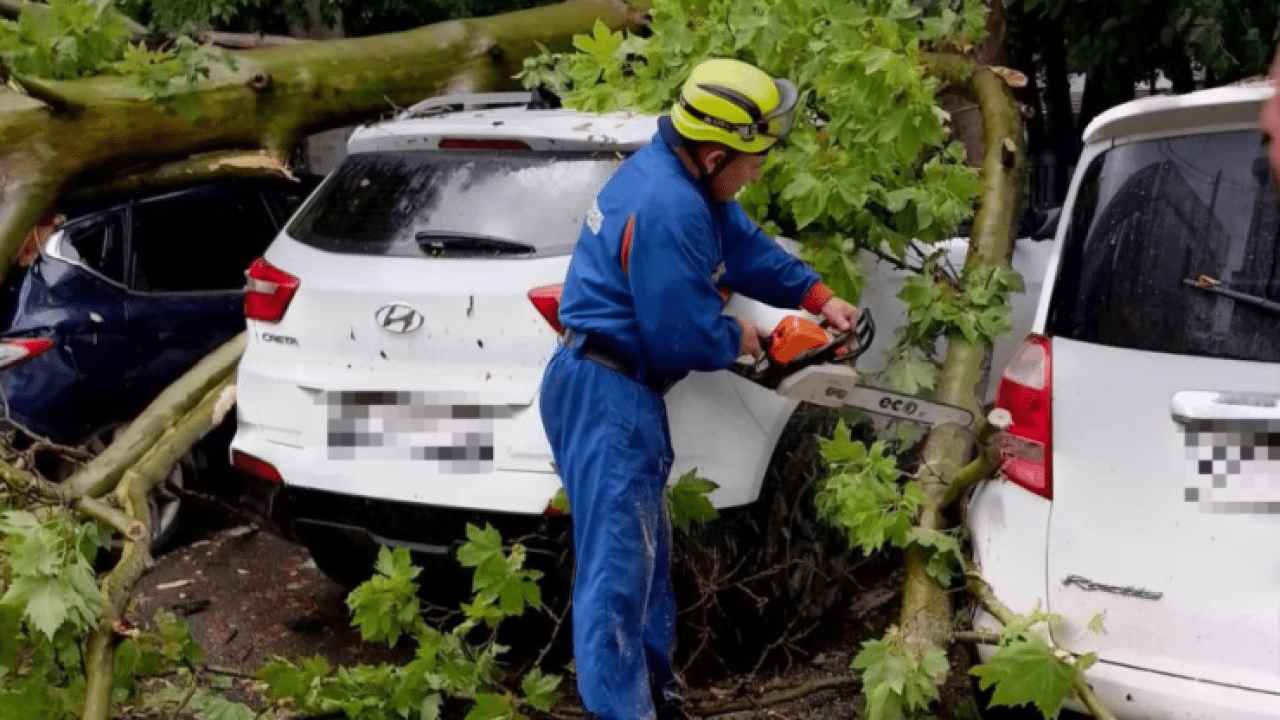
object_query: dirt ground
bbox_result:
[125,497,975,720]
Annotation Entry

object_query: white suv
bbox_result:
[973,81,1280,719]
[230,93,847,583]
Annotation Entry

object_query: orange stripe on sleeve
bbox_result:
[620,214,635,275]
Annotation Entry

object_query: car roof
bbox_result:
[347,106,660,154]
[1082,80,1273,146]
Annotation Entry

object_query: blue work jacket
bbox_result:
[557,116,822,384]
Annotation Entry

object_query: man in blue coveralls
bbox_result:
[540,58,859,720]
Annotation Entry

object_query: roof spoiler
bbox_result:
[400,89,557,120]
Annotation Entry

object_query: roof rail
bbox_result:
[400,91,552,120]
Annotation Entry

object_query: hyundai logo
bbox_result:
[375,303,425,334]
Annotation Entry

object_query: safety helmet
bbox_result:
[671,58,799,155]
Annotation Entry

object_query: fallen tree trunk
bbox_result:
[899,51,1024,672]
[0,0,652,286]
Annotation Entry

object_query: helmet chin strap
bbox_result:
[683,140,739,196]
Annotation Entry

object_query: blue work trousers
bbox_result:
[539,343,679,720]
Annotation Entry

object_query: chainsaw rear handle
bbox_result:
[729,308,875,390]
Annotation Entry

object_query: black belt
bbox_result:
[561,329,675,395]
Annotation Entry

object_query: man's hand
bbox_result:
[820,297,858,331]
[736,317,767,361]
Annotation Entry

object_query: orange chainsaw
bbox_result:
[729,309,974,427]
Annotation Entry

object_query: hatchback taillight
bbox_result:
[0,338,54,371]
[994,334,1052,499]
[529,285,563,334]
[245,257,299,323]
[231,450,284,483]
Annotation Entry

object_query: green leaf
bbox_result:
[2,576,69,641]
[192,692,258,720]
[346,546,422,646]
[421,693,444,720]
[852,627,948,720]
[572,18,624,63]
[885,348,939,396]
[818,420,866,465]
[1087,612,1107,635]
[971,636,1080,719]
[466,692,523,720]
[521,669,561,711]
[666,469,719,532]
[908,528,964,586]
[548,488,571,515]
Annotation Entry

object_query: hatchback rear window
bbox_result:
[286,150,622,258]
[1047,129,1280,363]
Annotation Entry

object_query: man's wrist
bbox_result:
[800,282,834,315]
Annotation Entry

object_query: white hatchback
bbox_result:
[973,81,1280,719]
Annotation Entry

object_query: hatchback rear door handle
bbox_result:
[1170,391,1280,424]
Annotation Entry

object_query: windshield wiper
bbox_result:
[414,232,536,257]
[1183,276,1280,315]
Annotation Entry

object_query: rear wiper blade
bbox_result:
[1183,276,1280,315]
[414,232,535,256]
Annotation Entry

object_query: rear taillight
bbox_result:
[245,257,299,323]
[529,285,563,334]
[994,334,1052,499]
[231,450,284,483]
[0,338,54,371]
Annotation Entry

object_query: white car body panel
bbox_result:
[969,81,1280,717]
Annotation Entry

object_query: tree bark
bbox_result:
[910,52,1024,674]
[0,0,653,285]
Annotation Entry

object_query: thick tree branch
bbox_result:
[0,457,144,538]
[66,151,294,203]
[900,56,1024,652]
[63,333,245,499]
[81,371,239,720]
[0,0,653,283]
[192,31,313,49]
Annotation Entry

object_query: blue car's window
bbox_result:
[130,186,278,293]
[62,213,126,285]
[286,150,622,258]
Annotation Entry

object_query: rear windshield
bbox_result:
[287,150,622,257]
[1047,129,1280,363]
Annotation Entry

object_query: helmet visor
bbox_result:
[758,79,799,142]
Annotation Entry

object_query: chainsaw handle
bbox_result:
[729,308,875,389]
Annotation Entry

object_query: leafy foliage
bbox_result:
[970,602,1102,719]
[0,0,234,111]
[347,546,425,646]
[259,524,559,720]
[518,0,986,304]
[852,626,950,720]
[815,423,918,554]
[0,0,135,80]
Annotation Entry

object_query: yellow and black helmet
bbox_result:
[671,58,799,154]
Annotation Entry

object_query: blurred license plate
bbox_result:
[320,391,510,472]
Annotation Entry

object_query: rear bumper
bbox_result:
[275,484,568,558]
[231,417,565,515]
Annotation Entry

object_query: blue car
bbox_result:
[0,176,318,548]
